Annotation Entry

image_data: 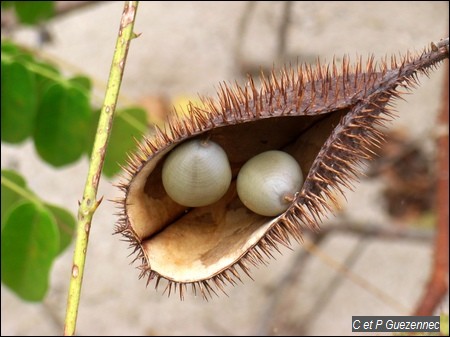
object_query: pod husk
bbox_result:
[116,39,449,299]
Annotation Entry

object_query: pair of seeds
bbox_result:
[161,139,303,216]
[117,39,449,299]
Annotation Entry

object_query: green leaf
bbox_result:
[34,61,60,101]
[69,75,92,92]
[1,40,20,55]
[1,61,37,143]
[45,204,76,254]
[34,83,92,167]
[1,2,15,9]
[32,60,60,83]
[91,107,147,177]
[14,1,55,25]
[1,202,59,302]
[1,41,43,68]
[2,41,61,88]
[1,170,27,228]
[1,170,75,254]
[2,49,34,64]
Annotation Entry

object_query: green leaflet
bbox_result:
[1,169,76,254]
[14,1,55,25]
[90,107,147,177]
[1,61,38,143]
[34,84,92,167]
[1,202,59,301]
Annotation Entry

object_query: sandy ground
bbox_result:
[1,2,449,335]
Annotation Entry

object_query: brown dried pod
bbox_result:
[115,38,449,299]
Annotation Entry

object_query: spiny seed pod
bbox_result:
[162,139,232,207]
[237,151,303,217]
[116,39,449,300]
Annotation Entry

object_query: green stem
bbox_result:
[63,2,139,335]
[1,176,43,207]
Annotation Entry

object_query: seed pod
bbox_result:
[116,40,449,299]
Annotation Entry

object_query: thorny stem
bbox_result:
[63,2,139,335]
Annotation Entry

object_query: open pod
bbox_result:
[116,39,448,299]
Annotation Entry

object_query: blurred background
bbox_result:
[1,1,449,335]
